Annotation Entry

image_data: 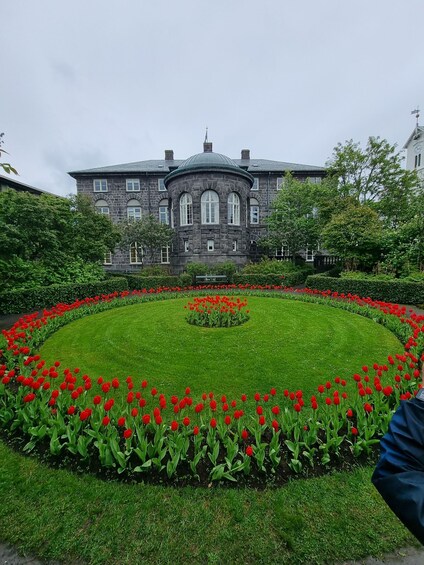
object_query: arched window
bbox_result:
[158,199,169,225]
[228,192,240,225]
[179,193,193,226]
[201,190,219,224]
[95,199,109,215]
[127,199,141,221]
[250,198,259,224]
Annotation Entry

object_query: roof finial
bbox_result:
[204,126,208,144]
[411,106,420,129]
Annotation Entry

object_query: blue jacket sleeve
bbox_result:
[372,398,424,545]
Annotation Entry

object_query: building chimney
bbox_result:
[165,149,174,161]
[203,142,213,153]
[241,149,250,160]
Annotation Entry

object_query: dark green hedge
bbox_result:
[124,275,185,291]
[233,270,308,287]
[305,275,424,304]
[0,278,129,315]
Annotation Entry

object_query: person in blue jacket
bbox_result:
[372,364,424,544]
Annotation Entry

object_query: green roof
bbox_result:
[164,151,254,187]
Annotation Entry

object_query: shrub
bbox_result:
[124,275,182,291]
[234,270,309,287]
[185,262,209,284]
[0,278,129,315]
[242,258,299,275]
[138,265,172,277]
[306,275,424,304]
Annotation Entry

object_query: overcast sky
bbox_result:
[2,0,423,196]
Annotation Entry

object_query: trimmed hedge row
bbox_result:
[0,278,129,315]
[124,274,193,291]
[305,274,424,305]
[233,270,308,287]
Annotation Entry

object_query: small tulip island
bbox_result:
[184,295,250,327]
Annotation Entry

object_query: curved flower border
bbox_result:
[1,284,423,484]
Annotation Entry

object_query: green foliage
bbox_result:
[0,191,120,291]
[265,173,320,259]
[321,203,382,270]
[0,133,18,175]
[306,274,424,304]
[0,257,105,291]
[138,265,171,277]
[0,278,128,315]
[326,136,419,226]
[242,258,302,275]
[233,271,308,286]
[118,215,173,263]
[184,262,238,284]
[185,262,209,281]
[124,275,183,291]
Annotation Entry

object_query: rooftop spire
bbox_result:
[204,126,208,143]
[411,106,420,130]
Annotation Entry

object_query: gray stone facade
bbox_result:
[69,144,326,273]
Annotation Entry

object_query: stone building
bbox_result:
[69,142,325,273]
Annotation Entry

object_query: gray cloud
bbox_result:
[2,0,422,196]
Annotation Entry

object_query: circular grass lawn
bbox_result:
[39,296,402,399]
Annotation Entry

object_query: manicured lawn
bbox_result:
[0,294,416,564]
[39,297,402,400]
[0,441,416,565]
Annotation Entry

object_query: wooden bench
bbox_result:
[195,274,227,284]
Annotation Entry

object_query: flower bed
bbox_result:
[185,295,250,327]
[1,285,423,486]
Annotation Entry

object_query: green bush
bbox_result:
[233,270,308,287]
[305,274,424,304]
[0,278,129,315]
[0,258,105,292]
[138,265,172,277]
[242,258,300,275]
[185,262,209,284]
[124,275,182,291]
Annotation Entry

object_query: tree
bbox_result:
[320,203,382,270]
[326,137,419,227]
[0,132,18,175]
[119,215,174,264]
[379,191,424,274]
[263,173,320,261]
[0,191,120,290]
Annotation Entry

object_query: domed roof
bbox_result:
[164,147,254,187]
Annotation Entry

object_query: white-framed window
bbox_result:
[251,178,259,191]
[159,199,169,225]
[305,247,314,262]
[207,239,214,252]
[104,251,112,265]
[95,199,110,215]
[158,179,166,191]
[276,177,284,191]
[184,240,189,253]
[201,190,219,224]
[227,192,240,225]
[129,242,143,264]
[161,245,170,264]
[276,244,289,257]
[180,193,193,226]
[232,240,237,252]
[126,179,140,192]
[127,199,141,221]
[250,198,259,224]
[94,179,108,192]
[415,154,422,168]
